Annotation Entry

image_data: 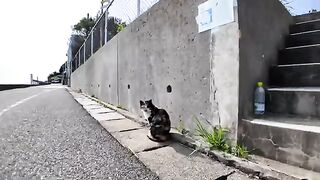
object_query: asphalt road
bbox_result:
[0,85,158,179]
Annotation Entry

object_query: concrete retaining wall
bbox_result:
[117,0,213,131]
[70,36,118,105]
[71,0,240,136]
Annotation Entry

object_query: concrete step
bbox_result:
[266,87,320,117]
[278,44,320,65]
[241,118,320,172]
[286,30,320,47]
[269,63,320,86]
[294,12,320,23]
[290,19,320,34]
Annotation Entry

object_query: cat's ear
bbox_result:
[140,100,145,106]
[148,99,153,103]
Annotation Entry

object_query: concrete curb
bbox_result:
[82,94,149,127]
[69,90,302,180]
[173,134,302,180]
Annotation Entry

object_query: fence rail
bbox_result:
[70,0,159,73]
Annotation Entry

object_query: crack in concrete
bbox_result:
[214,89,221,125]
[119,127,143,133]
[97,111,116,114]
[99,118,127,122]
[141,145,169,152]
[209,32,221,126]
[214,170,235,180]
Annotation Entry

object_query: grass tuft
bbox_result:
[194,117,249,159]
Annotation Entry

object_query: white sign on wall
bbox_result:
[196,0,234,33]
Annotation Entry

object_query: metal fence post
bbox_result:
[78,52,81,67]
[83,43,86,62]
[137,0,141,16]
[104,11,108,44]
[91,32,94,55]
[70,59,73,74]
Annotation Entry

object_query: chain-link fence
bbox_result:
[71,12,106,72]
[108,0,159,23]
[71,0,159,73]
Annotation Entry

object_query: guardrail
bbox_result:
[0,84,43,91]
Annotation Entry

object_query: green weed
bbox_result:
[231,144,249,159]
[194,117,249,159]
[177,120,189,135]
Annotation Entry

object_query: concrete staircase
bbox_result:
[241,12,320,173]
[268,12,320,117]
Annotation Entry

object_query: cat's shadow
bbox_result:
[161,132,204,158]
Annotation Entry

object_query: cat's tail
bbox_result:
[148,134,171,142]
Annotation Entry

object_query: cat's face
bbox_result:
[140,99,153,112]
[140,100,153,120]
[139,99,153,111]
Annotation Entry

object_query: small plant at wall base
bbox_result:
[177,120,189,135]
[116,105,128,111]
[195,119,229,152]
[230,144,249,158]
[194,117,249,159]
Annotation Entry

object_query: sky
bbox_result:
[289,0,320,15]
[0,0,100,84]
[0,0,319,84]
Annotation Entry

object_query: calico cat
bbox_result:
[139,99,171,142]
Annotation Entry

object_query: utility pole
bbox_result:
[30,74,33,85]
[101,0,111,44]
[104,1,109,44]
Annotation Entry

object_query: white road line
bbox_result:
[0,89,58,117]
[0,94,39,117]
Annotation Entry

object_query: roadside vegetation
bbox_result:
[194,117,249,159]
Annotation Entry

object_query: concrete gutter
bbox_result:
[68,90,313,180]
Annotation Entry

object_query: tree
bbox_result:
[107,17,126,40]
[47,71,60,82]
[69,34,85,58]
[70,14,96,59]
[73,13,96,38]
[59,63,66,74]
[69,8,126,61]
[309,9,317,13]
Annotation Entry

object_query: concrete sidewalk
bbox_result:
[69,91,253,180]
